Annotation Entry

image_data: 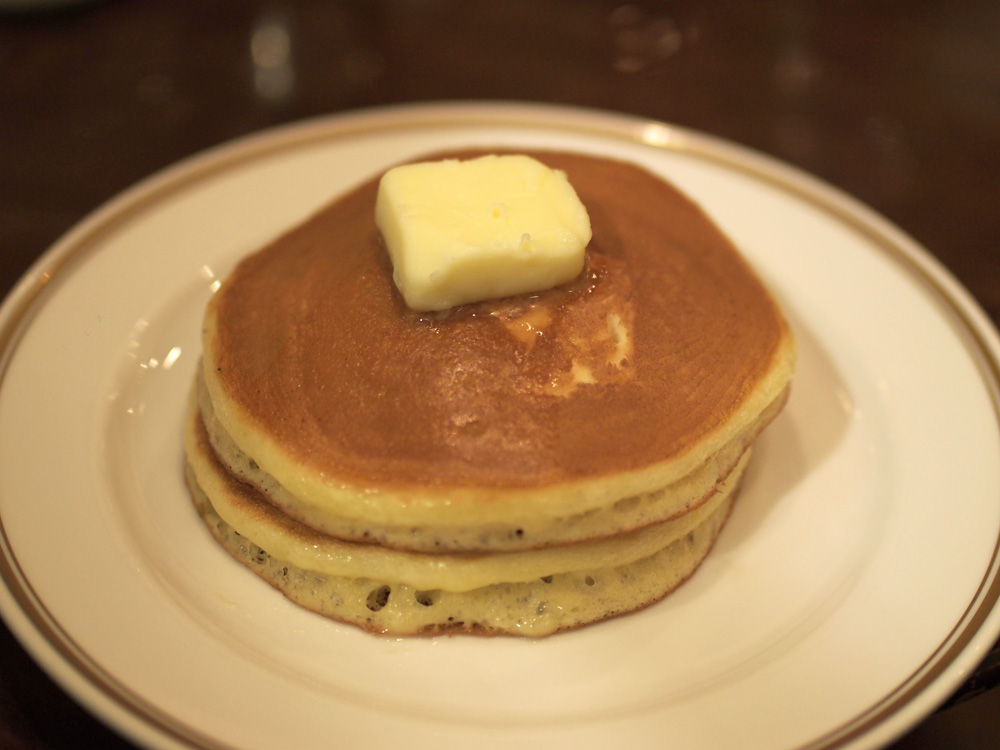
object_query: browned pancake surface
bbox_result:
[208,150,788,490]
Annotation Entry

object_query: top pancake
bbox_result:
[202,150,795,521]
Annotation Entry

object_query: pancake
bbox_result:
[186,394,748,591]
[201,150,795,523]
[186,149,796,636]
[186,464,737,636]
[197,365,787,551]
[185,398,744,636]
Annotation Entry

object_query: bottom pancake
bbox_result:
[185,458,739,637]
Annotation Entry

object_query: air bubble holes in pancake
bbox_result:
[366,585,391,612]
[234,534,270,566]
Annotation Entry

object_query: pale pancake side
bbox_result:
[198,365,785,551]
[185,394,748,592]
[186,461,736,637]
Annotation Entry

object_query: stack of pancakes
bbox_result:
[183,150,796,636]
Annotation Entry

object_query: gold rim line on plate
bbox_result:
[0,102,998,750]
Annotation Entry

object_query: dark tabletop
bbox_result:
[1,1,999,748]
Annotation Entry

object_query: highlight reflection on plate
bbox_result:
[1,103,999,750]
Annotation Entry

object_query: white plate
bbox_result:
[2,103,999,750]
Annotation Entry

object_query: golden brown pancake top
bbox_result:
[207,150,789,490]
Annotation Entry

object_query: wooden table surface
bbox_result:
[1,1,998,748]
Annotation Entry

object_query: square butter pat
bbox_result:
[375,154,592,312]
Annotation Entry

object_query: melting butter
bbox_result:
[375,154,591,312]
[494,305,553,351]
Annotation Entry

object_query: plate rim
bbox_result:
[2,100,1000,750]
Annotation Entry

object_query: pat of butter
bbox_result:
[375,154,591,312]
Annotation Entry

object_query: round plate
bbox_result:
[1,103,999,750]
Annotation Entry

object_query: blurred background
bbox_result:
[1,1,998,748]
